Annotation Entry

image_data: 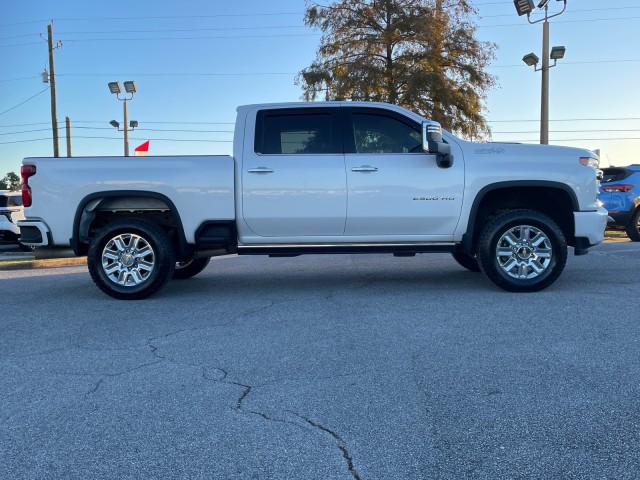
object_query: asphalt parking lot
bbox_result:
[1,240,639,479]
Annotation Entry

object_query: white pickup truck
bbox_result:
[19,101,607,299]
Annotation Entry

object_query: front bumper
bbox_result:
[16,220,51,246]
[574,207,608,248]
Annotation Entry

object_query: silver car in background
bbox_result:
[0,191,30,251]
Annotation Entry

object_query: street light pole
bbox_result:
[514,0,567,145]
[541,16,550,144]
[108,81,137,156]
[123,98,129,156]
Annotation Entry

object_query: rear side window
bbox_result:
[601,168,632,183]
[255,109,338,154]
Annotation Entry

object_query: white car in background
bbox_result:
[0,191,30,251]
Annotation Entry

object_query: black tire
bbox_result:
[625,209,640,242]
[476,209,567,292]
[87,218,175,300]
[172,257,211,280]
[451,251,481,272]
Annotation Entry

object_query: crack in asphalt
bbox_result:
[293,413,361,480]
[202,367,361,479]
[202,367,298,428]
[144,300,361,479]
[82,359,164,396]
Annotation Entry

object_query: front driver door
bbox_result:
[343,108,464,237]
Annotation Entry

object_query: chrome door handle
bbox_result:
[351,166,378,172]
[247,167,274,174]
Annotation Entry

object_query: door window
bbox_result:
[351,112,422,154]
[255,110,336,154]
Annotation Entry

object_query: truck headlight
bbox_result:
[579,157,599,168]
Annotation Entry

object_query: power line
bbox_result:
[57,25,308,35]
[70,126,234,133]
[479,15,640,28]
[53,12,303,22]
[58,33,322,43]
[0,87,49,116]
[0,128,52,136]
[0,122,51,128]
[0,76,41,83]
[0,136,234,145]
[57,72,297,77]
[0,12,303,28]
[488,117,640,123]
[494,129,640,134]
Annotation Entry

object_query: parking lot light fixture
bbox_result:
[108,82,122,95]
[523,53,540,68]
[109,120,119,129]
[550,45,566,60]
[123,81,137,94]
[514,0,535,16]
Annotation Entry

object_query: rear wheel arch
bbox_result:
[72,191,190,258]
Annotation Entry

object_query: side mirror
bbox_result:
[422,121,454,168]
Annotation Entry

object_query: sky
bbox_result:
[1,0,640,177]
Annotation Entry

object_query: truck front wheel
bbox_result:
[87,219,175,300]
[477,209,567,292]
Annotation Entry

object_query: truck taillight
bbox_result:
[21,165,36,207]
[601,184,633,193]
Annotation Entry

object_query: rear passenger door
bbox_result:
[241,107,347,237]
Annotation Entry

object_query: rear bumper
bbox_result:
[574,207,608,249]
[16,220,51,246]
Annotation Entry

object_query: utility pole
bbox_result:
[65,117,72,157]
[47,23,60,157]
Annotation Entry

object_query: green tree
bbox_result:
[297,0,497,139]
[1,172,20,191]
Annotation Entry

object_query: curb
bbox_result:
[0,257,87,271]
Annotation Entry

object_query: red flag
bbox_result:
[134,141,150,156]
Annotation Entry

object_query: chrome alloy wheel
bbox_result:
[101,233,155,286]
[495,225,552,279]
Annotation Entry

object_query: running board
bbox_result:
[237,243,456,256]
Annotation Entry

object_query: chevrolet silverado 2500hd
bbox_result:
[18,102,607,299]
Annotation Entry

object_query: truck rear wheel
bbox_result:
[173,257,211,279]
[477,209,567,292]
[87,219,175,300]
